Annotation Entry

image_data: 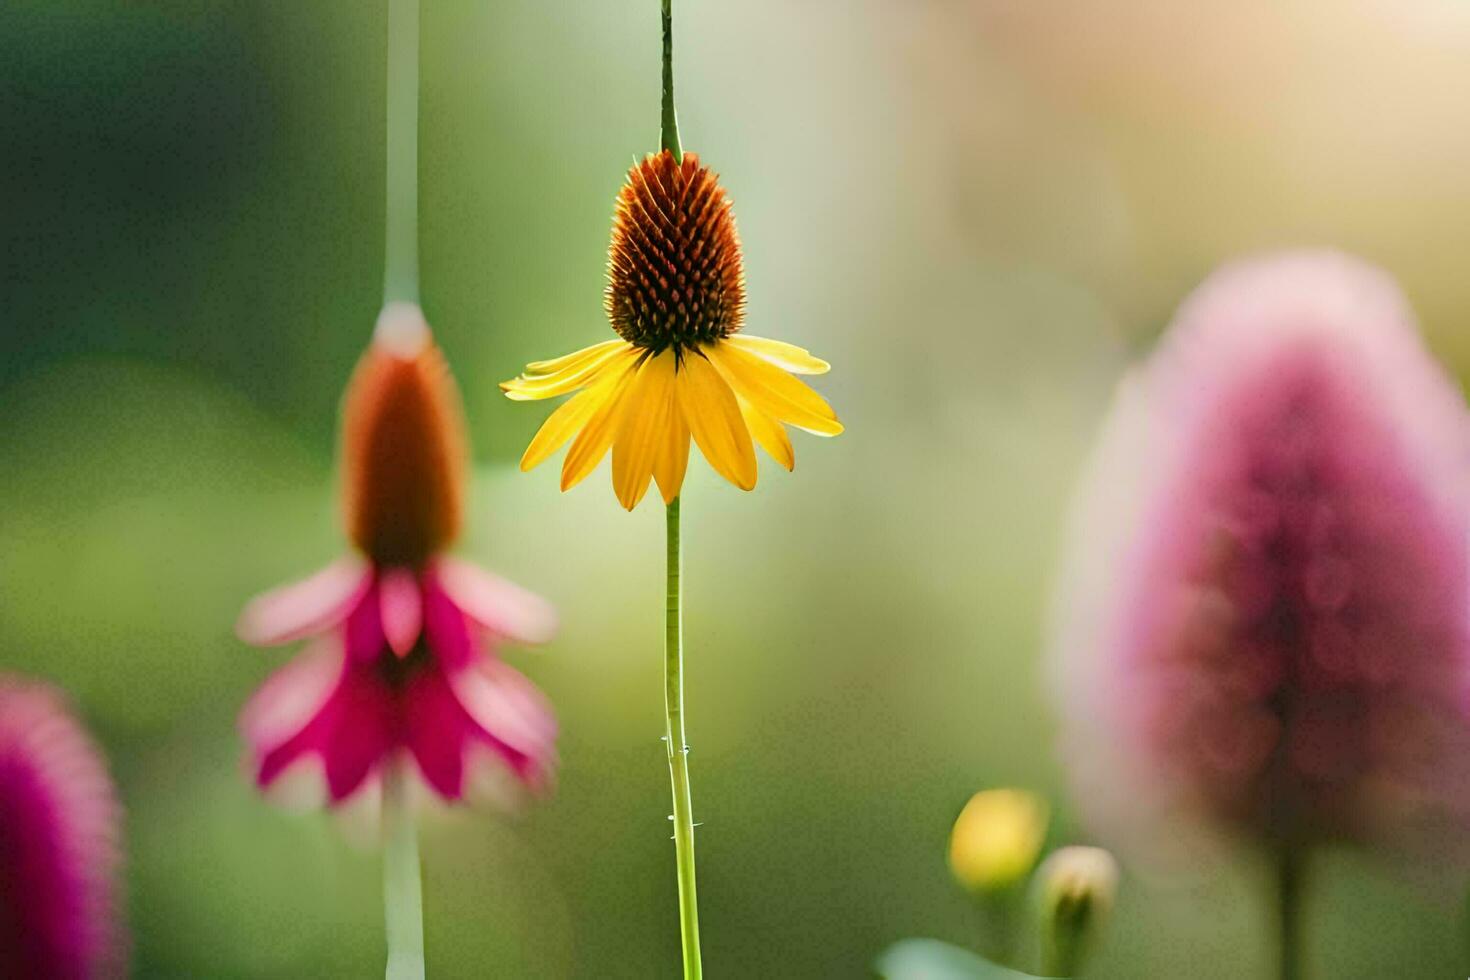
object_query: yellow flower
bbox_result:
[949,789,1050,893]
[502,150,842,510]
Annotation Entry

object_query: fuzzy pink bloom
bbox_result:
[237,304,558,805]
[1050,252,1470,858]
[0,677,125,978]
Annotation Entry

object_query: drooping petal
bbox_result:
[739,395,795,471]
[401,665,476,799]
[676,350,758,491]
[704,341,843,436]
[378,567,423,658]
[521,338,628,378]
[652,397,692,504]
[520,388,602,473]
[256,659,397,803]
[561,351,645,491]
[235,558,371,647]
[423,571,478,672]
[238,636,343,753]
[500,340,633,400]
[402,658,557,799]
[345,575,386,664]
[432,558,557,646]
[726,334,831,375]
[318,668,399,803]
[0,678,125,980]
[519,347,641,473]
[1050,251,1470,862]
[450,658,558,771]
[612,348,677,509]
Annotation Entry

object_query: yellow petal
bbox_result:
[561,352,645,491]
[739,396,794,471]
[675,351,757,491]
[612,349,677,510]
[704,342,843,436]
[501,341,632,401]
[519,348,639,472]
[727,335,830,375]
[653,401,691,504]
[522,339,627,378]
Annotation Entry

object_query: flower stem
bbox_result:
[660,0,682,162]
[383,763,425,980]
[664,496,702,977]
[384,0,420,305]
[381,0,425,962]
[1276,849,1304,980]
[978,893,1019,971]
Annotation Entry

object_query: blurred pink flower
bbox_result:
[1050,252,1470,859]
[237,303,558,806]
[0,677,125,979]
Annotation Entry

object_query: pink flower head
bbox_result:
[0,677,125,979]
[237,303,558,805]
[1050,252,1470,859]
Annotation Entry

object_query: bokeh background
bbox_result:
[4,1,1470,976]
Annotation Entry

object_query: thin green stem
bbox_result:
[1276,849,1304,980]
[660,0,682,161]
[977,892,1019,971]
[384,0,420,305]
[664,497,702,977]
[383,763,425,980]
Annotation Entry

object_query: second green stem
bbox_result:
[383,763,425,980]
[664,497,702,977]
[660,0,681,161]
[1277,849,1303,980]
[383,0,420,305]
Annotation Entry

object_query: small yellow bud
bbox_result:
[948,789,1049,892]
[1036,845,1120,977]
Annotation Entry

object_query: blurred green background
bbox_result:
[4,1,1470,976]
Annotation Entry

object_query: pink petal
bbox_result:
[254,658,396,803]
[448,658,558,762]
[379,568,423,658]
[345,575,386,664]
[319,668,397,802]
[238,637,343,753]
[402,667,475,799]
[433,557,557,645]
[236,558,371,647]
[400,656,559,801]
[422,574,476,672]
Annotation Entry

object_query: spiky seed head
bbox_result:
[605,151,746,352]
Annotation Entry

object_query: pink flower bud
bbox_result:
[0,677,125,977]
[1051,252,1470,862]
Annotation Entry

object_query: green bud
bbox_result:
[1036,846,1119,977]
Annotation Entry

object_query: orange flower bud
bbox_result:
[341,303,467,566]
